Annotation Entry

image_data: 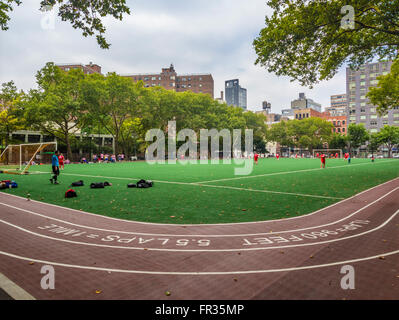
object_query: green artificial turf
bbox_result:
[0,158,398,224]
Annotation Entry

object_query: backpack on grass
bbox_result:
[128,180,154,189]
[65,189,77,198]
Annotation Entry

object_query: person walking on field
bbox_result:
[320,154,326,169]
[58,152,65,170]
[50,150,60,184]
[254,153,259,165]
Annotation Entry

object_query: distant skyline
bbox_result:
[0,0,347,113]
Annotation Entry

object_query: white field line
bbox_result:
[1,177,398,228]
[0,186,396,237]
[60,172,341,200]
[0,248,398,275]
[195,159,399,184]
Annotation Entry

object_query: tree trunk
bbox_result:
[65,133,73,161]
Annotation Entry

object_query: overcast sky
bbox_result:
[0,0,347,113]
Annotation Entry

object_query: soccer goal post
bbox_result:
[0,142,57,175]
[312,149,343,158]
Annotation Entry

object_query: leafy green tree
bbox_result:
[24,63,88,160]
[367,59,399,114]
[329,133,348,150]
[291,117,333,152]
[81,72,144,154]
[0,80,25,147]
[347,123,369,155]
[377,125,399,158]
[367,132,381,157]
[254,0,399,87]
[0,0,131,49]
[267,120,295,149]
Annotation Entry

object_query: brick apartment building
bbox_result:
[56,63,214,98]
[123,64,214,98]
[294,108,347,135]
[56,62,102,75]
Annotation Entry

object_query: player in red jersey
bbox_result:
[335,152,339,159]
[254,153,259,165]
[320,154,326,168]
[58,153,65,170]
[276,153,280,160]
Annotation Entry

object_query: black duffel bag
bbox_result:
[71,180,84,187]
[90,182,105,189]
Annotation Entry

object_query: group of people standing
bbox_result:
[92,153,125,163]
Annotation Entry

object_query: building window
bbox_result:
[152,77,157,81]
[342,128,346,132]
[144,77,149,81]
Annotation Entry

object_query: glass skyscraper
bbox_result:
[225,79,247,110]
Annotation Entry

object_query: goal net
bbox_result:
[312,149,343,159]
[0,142,57,175]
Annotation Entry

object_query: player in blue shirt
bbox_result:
[50,150,60,184]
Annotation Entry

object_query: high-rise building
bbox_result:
[123,64,214,98]
[327,94,348,116]
[262,101,272,114]
[56,62,102,74]
[347,61,398,132]
[225,79,247,110]
[291,93,322,112]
